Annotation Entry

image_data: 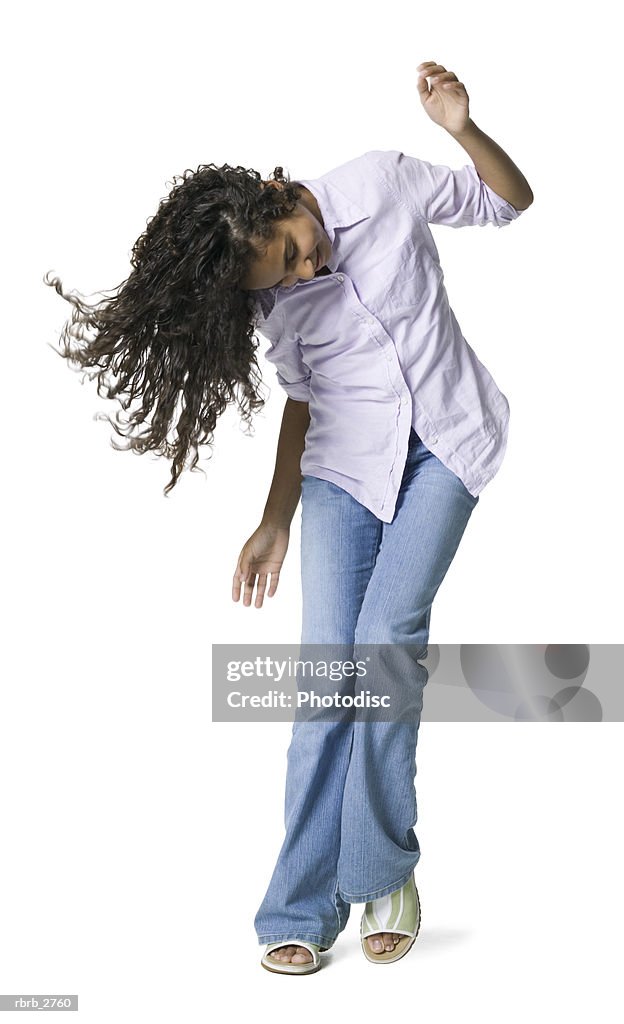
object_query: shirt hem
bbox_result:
[300,463,393,523]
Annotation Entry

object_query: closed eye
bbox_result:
[279,241,299,284]
[281,238,314,285]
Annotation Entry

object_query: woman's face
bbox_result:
[241,182,332,291]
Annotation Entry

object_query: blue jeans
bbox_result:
[254,427,479,948]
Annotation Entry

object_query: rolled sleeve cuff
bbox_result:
[275,370,311,402]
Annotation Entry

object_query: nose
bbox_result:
[281,245,318,288]
[287,246,317,283]
[306,247,319,276]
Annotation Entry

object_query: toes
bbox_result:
[269,944,312,963]
[270,944,296,961]
[366,932,402,954]
[291,946,313,963]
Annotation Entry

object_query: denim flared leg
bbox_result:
[254,473,382,946]
[254,429,479,942]
[338,436,479,901]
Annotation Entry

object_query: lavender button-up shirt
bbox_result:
[253,149,524,523]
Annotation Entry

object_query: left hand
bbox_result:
[416,61,471,134]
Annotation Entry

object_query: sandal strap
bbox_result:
[360,876,420,939]
[360,923,416,940]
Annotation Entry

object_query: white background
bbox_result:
[2,0,622,1020]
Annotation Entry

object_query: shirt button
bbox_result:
[429,437,438,445]
[336,274,344,283]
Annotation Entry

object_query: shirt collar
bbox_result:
[296,176,370,271]
[253,172,370,317]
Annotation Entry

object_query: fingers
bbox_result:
[416,66,432,97]
[266,570,280,599]
[417,61,454,77]
[232,566,280,607]
[242,572,257,607]
[417,61,460,90]
[431,72,459,85]
[255,569,281,605]
[242,572,276,608]
[253,573,268,608]
[234,559,255,607]
[231,557,247,602]
[231,565,255,606]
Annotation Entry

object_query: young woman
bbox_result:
[45,60,533,975]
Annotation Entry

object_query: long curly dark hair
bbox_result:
[44,162,303,495]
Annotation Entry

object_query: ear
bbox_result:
[261,180,284,191]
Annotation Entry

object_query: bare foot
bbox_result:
[366,932,402,954]
[268,944,314,965]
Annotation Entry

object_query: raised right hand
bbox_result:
[232,521,291,608]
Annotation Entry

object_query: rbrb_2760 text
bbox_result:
[226,690,391,708]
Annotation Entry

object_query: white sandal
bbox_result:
[360,873,421,964]
[261,940,323,975]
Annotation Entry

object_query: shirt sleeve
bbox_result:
[369,149,524,228]
[274,366,312,402]
[259,305,312,403]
